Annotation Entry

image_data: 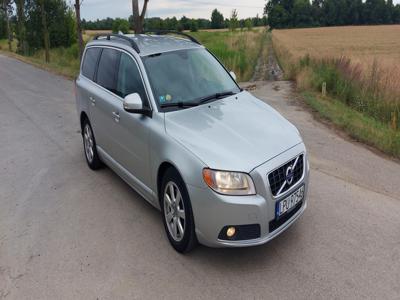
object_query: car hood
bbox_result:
[164,91,302,172]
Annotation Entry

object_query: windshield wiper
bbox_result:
[160,91,239,109]
[197,91,238,105]
[160,101,199,109]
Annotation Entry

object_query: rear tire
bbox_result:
[160,168,197,253]
[82,119,103,170]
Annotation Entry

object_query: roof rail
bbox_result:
[143,30,201,45]
[93,34,140,54]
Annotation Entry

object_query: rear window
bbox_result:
[81,47,101,80]
[96,48,120,94]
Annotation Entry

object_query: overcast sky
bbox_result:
[80,0,266,21]
[80,0,400,21]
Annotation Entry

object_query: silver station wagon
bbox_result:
[75,31,309,253]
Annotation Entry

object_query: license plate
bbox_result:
[276,185,305,218]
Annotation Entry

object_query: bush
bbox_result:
[112,18,130,34]
[190,20,198,32]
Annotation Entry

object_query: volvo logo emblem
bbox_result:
[286,165,294,185]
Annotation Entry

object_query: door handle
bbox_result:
[112,111,120,123]
[89,96,96,106]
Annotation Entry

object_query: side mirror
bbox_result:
[230,71,237,81]
[123,93,152,117]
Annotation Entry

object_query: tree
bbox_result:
[15,0,28,54]
[74,0,84,60]
[0,0,13,51]
[364,0,389,24]
[190,19,198,32]
[245,18,253,30]
[292,0,313,27]
[211,9,224,29]
[179,16,190,30]
[265,3,290,29]
[25,0,75,53]
[393,4,400,23]
[132,0,148,33]
[112,18,130,33]
[39,0,50,62]
[311,0,323,26]
[229,9,239,31]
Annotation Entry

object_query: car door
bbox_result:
[78,47,103,141]
[90,47,121,157]
[112,51,152,188]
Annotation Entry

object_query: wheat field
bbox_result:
[273,25,400,97]
[273,25,400,68]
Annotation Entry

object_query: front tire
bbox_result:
[161,168,197,253]
[82,119,103,170]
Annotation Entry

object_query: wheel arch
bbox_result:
[157,161,183,204]
[80,111,89,132]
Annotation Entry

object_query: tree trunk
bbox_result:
[40,0,50,62]
[2,0,12,51]
[132,0,148,34]
[74,0,84,60]
[16,0,28,55]
[132,0,141,33]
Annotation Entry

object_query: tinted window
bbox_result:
[82,48,101,80]
[117,53,148,105]
[96,48,120,93]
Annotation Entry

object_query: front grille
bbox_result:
[268,154,304,197]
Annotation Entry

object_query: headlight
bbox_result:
[202,169,256,196]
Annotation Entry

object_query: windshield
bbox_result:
[142,48,240,110]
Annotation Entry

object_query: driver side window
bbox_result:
[117,53,149,107]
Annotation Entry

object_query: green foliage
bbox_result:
[24,0,76,53]
[265,0,400,28]
[191,30,265,81]
[0,9,6,39]
[112,18,130,34]
[245,19,253,30]
[84,12,266,32]
[179,16,191,30]
[211,9,224,29]
[292,0,313,27]
[190,20,198,32]
[83,17,114,30]
[229,9,239,31]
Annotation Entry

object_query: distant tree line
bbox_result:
[265,0,400,29]
[82,9,267,32]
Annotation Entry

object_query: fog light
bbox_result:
[226,227,236,237]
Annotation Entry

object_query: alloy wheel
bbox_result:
[163,181,186,242]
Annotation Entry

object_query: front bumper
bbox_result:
[188,143,309,248]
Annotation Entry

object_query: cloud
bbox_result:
[81,0,265,21]
[80,0,400,21]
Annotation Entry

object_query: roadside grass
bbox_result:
[0,39,17,51]
[0,28,266,82]
[0,40,80,79]
[272,25,400,158]
[192,29,265,81]
[303,92,400,158]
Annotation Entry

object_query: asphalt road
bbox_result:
[1,54,399,299]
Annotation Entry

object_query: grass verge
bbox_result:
[0,29,266,82]
[0,42,80,79]
[303,92,400,159]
